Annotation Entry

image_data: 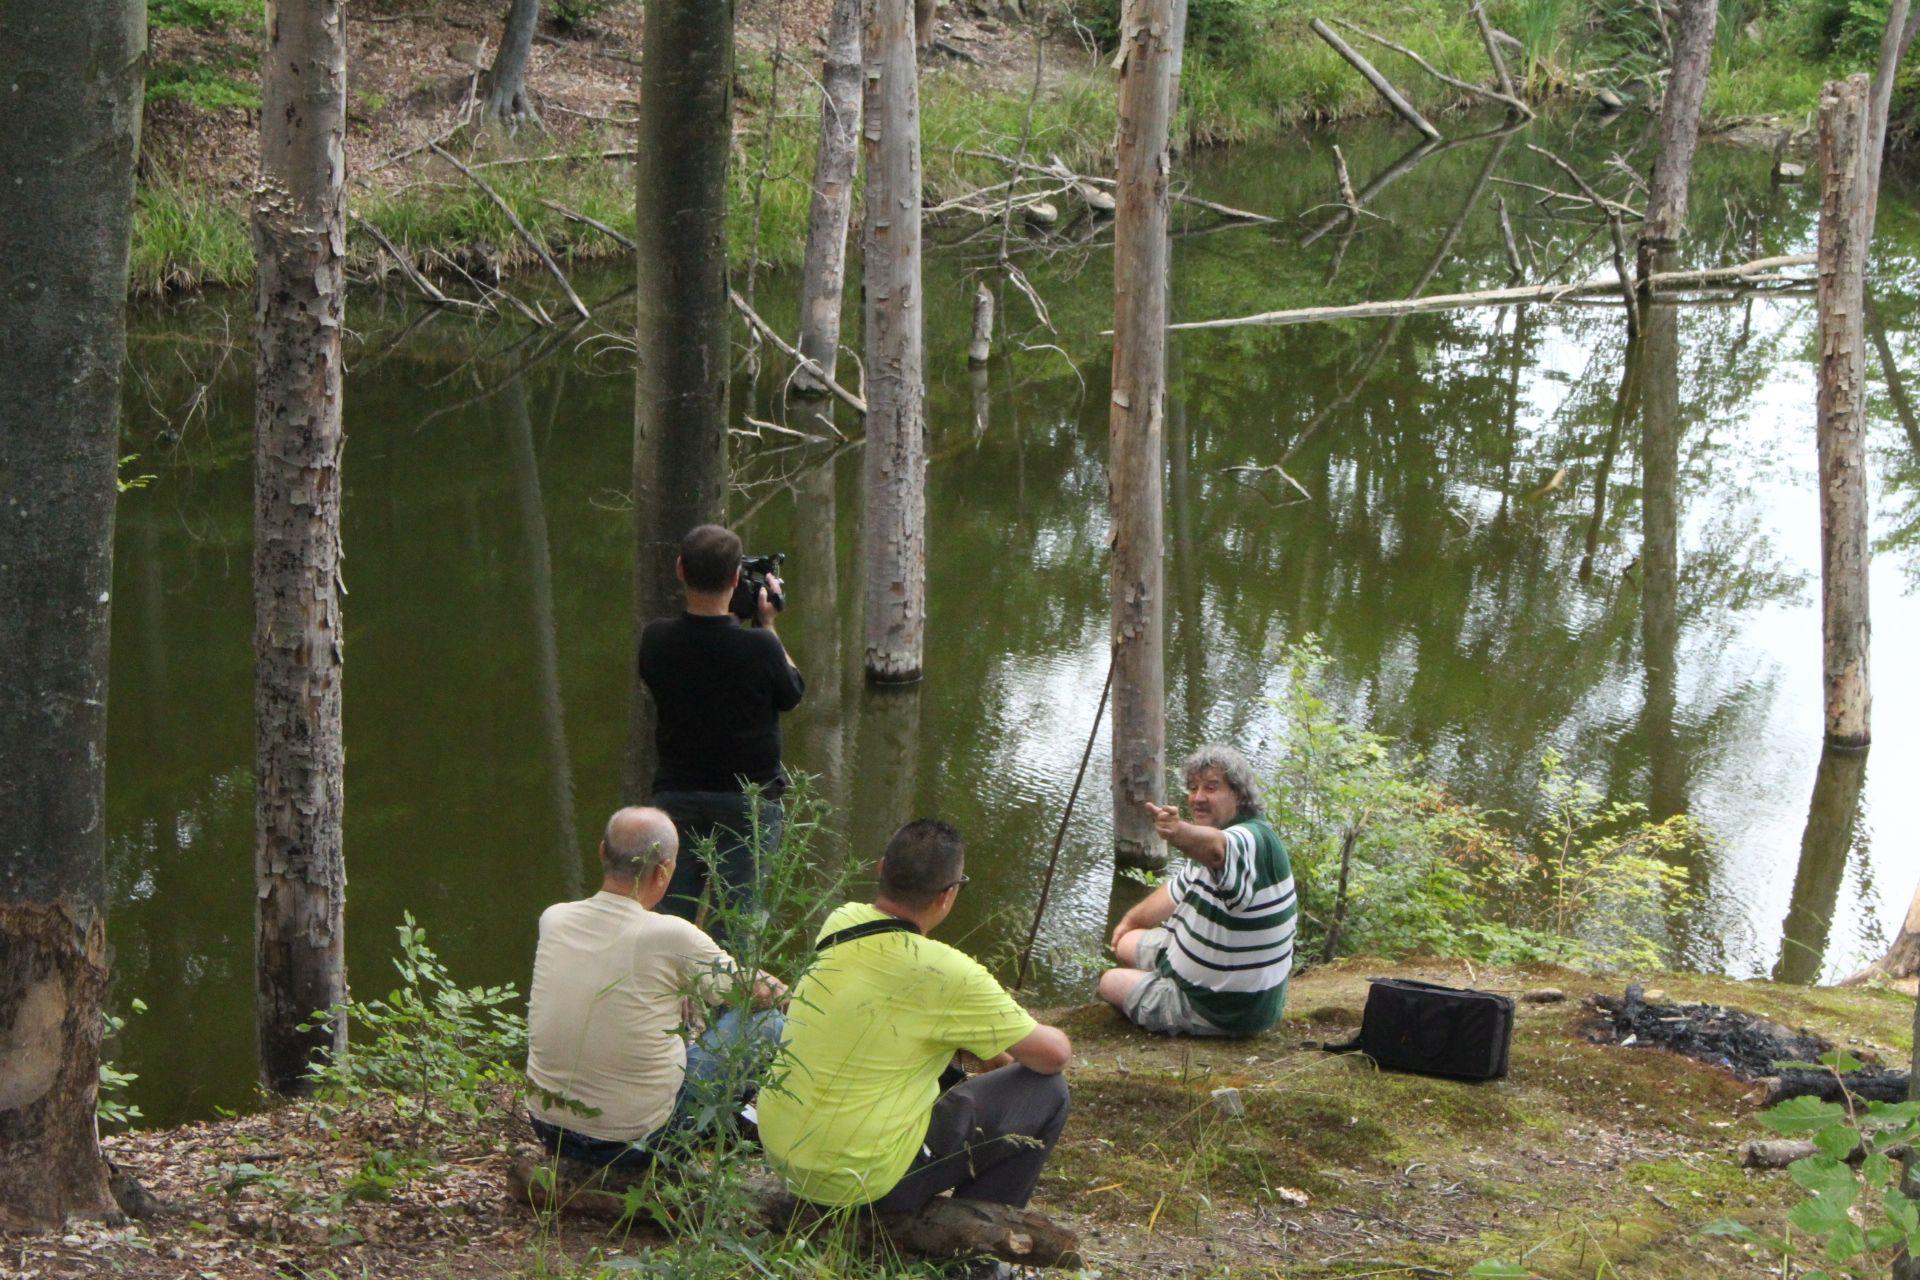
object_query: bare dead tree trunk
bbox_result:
[1637,277,1689,821]
[861,0,928,683]
[253,0,350,1096]
[0,0,144,1230]
[915,0,937,51]
[1865,0,1920,233]
[969,283,995,364]
[1814,75,1873,749]
[794,0,863,397]
[1109,0,1184,870]
[483,0,543,123]
[631,0,736,786]
[1640,0,1719,260]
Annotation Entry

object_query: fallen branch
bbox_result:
[1158,254,1814,331]
[1327,16,1533,119]
[960,149,1279,225]
[1493,176,1643,219]
[1525,143,1639,336]
[430,142,591,322]
[470,148,640,169]
[1497,196,1525,278]
[538,197,636,249]
[1310,17,1444,142]
[349,211,487,312]
[1470,0,1522,109]
[728,288,868,415]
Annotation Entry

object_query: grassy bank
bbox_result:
[129,0,1906,299]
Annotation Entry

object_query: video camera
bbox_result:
[729,552,787,624]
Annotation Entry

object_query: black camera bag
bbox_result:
[1324,978,1514,1081]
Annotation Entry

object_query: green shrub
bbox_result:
[149,0,261,30]
[146,66,261,112]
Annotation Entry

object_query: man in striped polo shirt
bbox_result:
[1098,745,1296,1037]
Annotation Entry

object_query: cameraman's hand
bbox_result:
[756,573,784,628]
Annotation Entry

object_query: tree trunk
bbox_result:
[1814,75,1873,749]
[634,0,735,688]
[0,2,143,1230]
[915,0,937,51]
[1109,0,1184,870]
[1637,277,1688,821]
[968,283,995,365]
[254,0,351,1096]
[483,0,543,123]
[793,0,863,397]
[1640,0,1719,257]
[861,0,928,683]
[1773,747,1868,984]
[1865,0,1920,234]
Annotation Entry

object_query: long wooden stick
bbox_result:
[429,142,592,322]
[728,287,869,415]
[1527,143,1639,335]
[960,149,1279,224]
[1310,18,1444,141]
[348,210,488,312]
[1014,655,1114,991]
[1471,0,1522,107]
[1160,254,1813,331]
[1328,16,1533,118]
[536,197,636,249]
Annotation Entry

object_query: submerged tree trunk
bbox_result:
[1814,75,1873,748]
[1640,0,1719,260]
[1866,0,1920,233]
[254,0,350,1095]
[1774,747,1868,984]
[861,0,928,683]
[0,0,144,1229]
[483,0,543,124]
[1637,276,1689,821]
[1109,0,1184,870]
[794,0,863,396]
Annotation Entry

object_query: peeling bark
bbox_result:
[794,0,863,397]
[483,0,543,124]
[1814,76,1873,749]
[0,0,145,1229]
[253,0,350,1095]
[1108,0,1184,870]
[1641,0,1719,256]
[861,0,928,683]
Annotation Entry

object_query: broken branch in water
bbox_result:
[1525,142,1639,335]
[1157,254,1815,331]
[728,288,868,416]
[959,149,1280,225]
[429,142,592,322]
[1309,17,1444,142]
[1326,16,1534,119]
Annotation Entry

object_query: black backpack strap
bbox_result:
[815,917,920,952]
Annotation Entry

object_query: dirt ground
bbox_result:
[12,959,1911,1279]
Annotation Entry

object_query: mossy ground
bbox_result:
[1028,959,1913,1277]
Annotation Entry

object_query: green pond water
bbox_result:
[106,114,1920,1125]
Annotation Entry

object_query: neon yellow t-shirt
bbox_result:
[759,903,1038,1206]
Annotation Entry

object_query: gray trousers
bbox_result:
[870,1065,1070,1213]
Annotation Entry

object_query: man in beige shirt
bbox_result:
[526,806,784,1168]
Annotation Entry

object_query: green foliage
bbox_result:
[1073,0,1284,60]
[146,65,261,112]
[148,0,261,30]
[1707,1051,1920,1276]
[116,454,158,493]
[1270,639,1706,971]
[302,912,528,1137]
[97,998,147,1131]
[552,0,631,30]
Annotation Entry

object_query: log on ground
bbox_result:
[505,1148,1082,1267]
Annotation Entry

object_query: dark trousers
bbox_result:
[652,790,783,954]
[871,1066,1070,1213]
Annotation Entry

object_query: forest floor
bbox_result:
[15,959,1914,1279]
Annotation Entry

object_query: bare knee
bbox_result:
[1098,967,1147,1010]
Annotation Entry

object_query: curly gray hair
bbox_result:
[1180,744,1263,818]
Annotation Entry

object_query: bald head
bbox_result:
[601,807,678,882]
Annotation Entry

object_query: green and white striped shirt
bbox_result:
[1157,815,1295,1034]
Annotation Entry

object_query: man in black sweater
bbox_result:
[638,524,805,951]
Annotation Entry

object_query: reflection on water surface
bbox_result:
[107,115,1920,1123]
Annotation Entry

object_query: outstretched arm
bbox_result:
[1146,802,1228,870]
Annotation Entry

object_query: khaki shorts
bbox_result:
[1121,928,1231,1038]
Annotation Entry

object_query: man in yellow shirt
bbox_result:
[759,820,1072,1212]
